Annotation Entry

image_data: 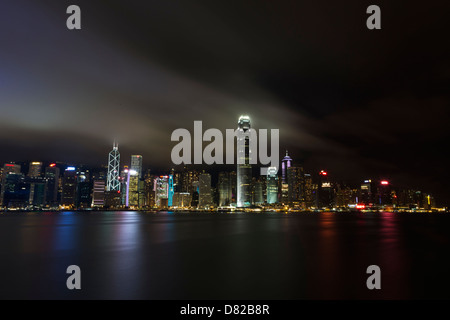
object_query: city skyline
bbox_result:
[1,1,449,205]
[0,138,442,210]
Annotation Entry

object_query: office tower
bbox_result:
[131,155,143,179]
[127,169,139,207]
[303,173,314,209]
[360,179,375,205]
[172,192,192,208]
[1,163,22,206]
[62,167,77,207]
[119,165,129,205]
[335,184,358,208]
[154,176,169,207]
[107,142,120,191]
[144,170,155,208]
[92,179,105,207]
[230,171,237,204]
[168,174,174,207]
[287,166,303,206]
[266,167,278,204]
[28,162,42,177]
[377,180,392,207]
[218,172,232,206]
[76,181,92,209]
[181,168,199,195]
[316,170,334,209]
[198,173,212,208]
[45,164,60,206]
[252,178,264,205]
[281,151,292,184]
[172,171,182,192]
[237,115,252,207]
[191,181,199,208]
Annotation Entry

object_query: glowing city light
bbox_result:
[66,167,76,171]
[381,181,389,185]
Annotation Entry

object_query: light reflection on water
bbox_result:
[0,211,450,299]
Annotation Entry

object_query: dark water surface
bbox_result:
[0,211,449,299]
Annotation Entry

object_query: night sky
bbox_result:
[0,1,449,203]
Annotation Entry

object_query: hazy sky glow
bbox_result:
[0,0,449,203]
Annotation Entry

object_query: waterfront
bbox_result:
[0,211,450,299]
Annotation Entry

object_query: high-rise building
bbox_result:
[237,115,252,207]
[287,166,303,206]
[144,170,155,208]
[1,172,28,208]
[230,171,237,204]
[45,164,60,206]
[218,172,232,206]
[266,167,278,204]
[172,192,192,208]
[1,163,22,207]
[281,151,292,184]
[131,155,143,179]
[92,179,105,207]
[181,168,199,195]
[303,173,314,209]
[377,180,392,207]
[154,176,169,207]
[360,179,375,205]
[62,167,77,207]
[127,169,139,207]
[28,162,42,178]
[316,170,334,209]
[198,173,212,208]
[252,178,264,205]
[107,142,120,191]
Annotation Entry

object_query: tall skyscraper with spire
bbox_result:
[281,151,292,184]
[237,115,252,207]
[106,142,120,191]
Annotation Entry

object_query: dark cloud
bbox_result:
[0,0,449,203]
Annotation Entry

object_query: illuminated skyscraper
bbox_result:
[0,163,22,206]
[92,179,105,207]
[237,115,252,207]
[280,151,292,203]
[252,178,264,205]
[303,173,314,209]
[28,162,42,178]
[198,173,212,208]
[287,166,303,206]
[45,164,60,205]
[62,167,77,207]
[168,174,174,207]
[107,142,120,191]
[281,151,292,184]
[266,167,278,204]
[154,176,169,207]
[131,155,143,179]
[218,172,232,206]
[127,170,139,207]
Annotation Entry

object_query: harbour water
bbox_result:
[0,211,449,299]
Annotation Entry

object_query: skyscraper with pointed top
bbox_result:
[237,115,252,207]
[107,141,120,191]
[281,150,292,184]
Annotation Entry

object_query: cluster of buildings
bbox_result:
[0,117,443,212]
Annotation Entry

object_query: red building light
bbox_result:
[381,181,389,185]
[49,163,56,167]
[320,170,327,176]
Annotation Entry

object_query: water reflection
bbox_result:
[1,211,450,299]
